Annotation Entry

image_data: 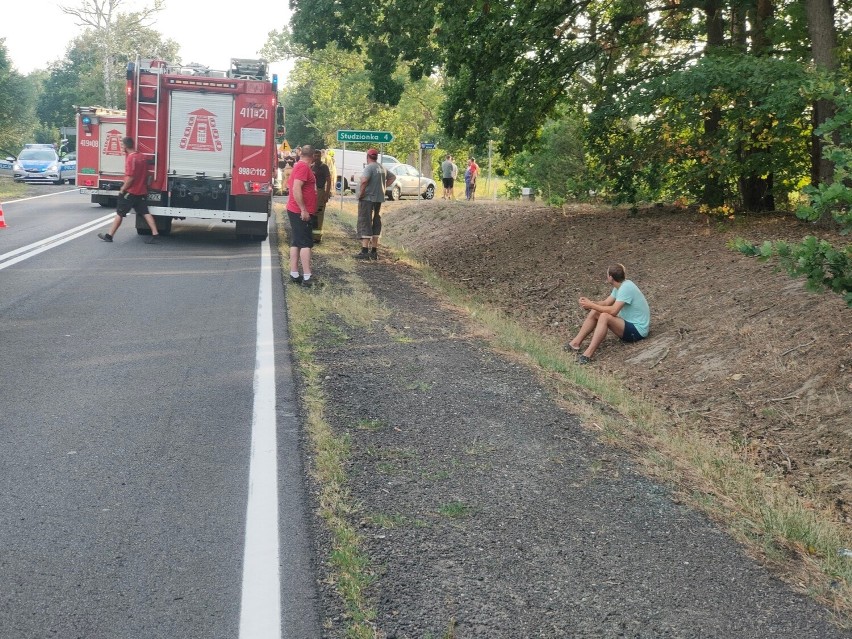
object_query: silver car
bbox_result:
[384,163,436,200]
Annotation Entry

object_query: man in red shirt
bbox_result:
[287,143,318,287]
[97,137,160,244]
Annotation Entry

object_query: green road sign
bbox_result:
[337,130,394,144]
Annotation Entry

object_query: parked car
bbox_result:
[0,156,13,179]
[12,144,76,185]
[384,163,436,200]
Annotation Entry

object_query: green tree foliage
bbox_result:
[289,0,602,155]
[287,0,851,211]
[732,236,852,306]
[37,19,178,129]
[60,0,174,108]
[0,40,37,155]
[588,53,812,206]
[798,76,852,233]
[263,30,444,163]
[505,115,589,204]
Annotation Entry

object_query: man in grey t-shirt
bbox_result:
[441,154,454,200]
[356,149,396,261]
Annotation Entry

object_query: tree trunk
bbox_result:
[701,0,725,207]
[738,0,775,212]
[805,0,838,186]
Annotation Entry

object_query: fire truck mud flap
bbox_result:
[94,194,118,208]
[135,215,173,236]
[235,220,269,241]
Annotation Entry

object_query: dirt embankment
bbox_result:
[385,200,852,521]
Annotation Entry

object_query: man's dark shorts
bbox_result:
[442,177,454,189]
[357,199,382,239]
[288,211,315,248]
[621,321,645,343]
[116,193,149,218]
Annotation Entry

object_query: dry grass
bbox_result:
[276,207,383,638]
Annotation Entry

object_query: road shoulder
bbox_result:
[283,208,849,638]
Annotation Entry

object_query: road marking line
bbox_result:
[239,238,281,638]
[0,215,114,270]
[3,189,78,204]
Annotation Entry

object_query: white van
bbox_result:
[329,148,400,193]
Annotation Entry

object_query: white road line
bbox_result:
[239,238,281,638]
[0,215,114,270]
[3,189,78,204]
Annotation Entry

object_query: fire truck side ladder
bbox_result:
[133,57,162,182]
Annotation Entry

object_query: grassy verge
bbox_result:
[324,204,852,626]
[0,179,28,201]
[276,204,388,637]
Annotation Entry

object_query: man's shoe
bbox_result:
[301,278,314,288]
[369,251,378,261]
[290,274,303,285]
[577,354,591,365]
[98,233,113,242]
[355,251,370,260]
[144,235,159,244]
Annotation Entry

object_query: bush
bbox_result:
[731,236,852,306]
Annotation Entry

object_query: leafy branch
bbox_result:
[730,236,852,306]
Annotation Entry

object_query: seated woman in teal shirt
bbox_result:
[567,263,650,364]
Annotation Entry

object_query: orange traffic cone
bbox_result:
[0,203,6,229]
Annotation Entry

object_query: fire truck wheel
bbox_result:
[136,228,152,236]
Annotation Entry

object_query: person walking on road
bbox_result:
[97,136,159,244]
[567,263,650,364]
[441,154,454,200]
[287,144,318,287]
[355,148,395,261]
[311,149,332,244]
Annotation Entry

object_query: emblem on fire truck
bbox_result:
[180,108,223,152]
[104,129,124,156]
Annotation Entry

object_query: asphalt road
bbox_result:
[0,188,319,638]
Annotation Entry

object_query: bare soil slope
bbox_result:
[385,200,852,521]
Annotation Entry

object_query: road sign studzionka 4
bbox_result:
[336,130,394,144]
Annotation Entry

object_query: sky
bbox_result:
[2,0,293,82]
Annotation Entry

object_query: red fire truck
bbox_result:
[75,106,127,208]
[125,57,282,240]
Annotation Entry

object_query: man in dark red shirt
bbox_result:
[286,143,318,286]
[97,136,160,244]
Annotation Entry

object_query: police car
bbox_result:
[11,144,76,185]
[0,156,13,179]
